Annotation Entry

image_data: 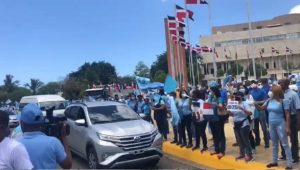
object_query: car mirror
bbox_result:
[75,119,86,126]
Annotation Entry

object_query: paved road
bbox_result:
[71,153,205,169]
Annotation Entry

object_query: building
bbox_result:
[200,14,300,81]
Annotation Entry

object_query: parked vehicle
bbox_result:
[8,111,19,128]
[65,101,163,169]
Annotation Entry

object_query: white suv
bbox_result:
[65,101,163,169]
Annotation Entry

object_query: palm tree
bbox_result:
[25,79,44,95]
[3,74,19,92]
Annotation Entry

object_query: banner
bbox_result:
[227,101,239,112]
[164,74,177,93]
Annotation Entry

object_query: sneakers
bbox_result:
[235,155,245,160]
[192,146,199,151]
[201,147,208,153]
[217,153,225,159]
[266,163,278,168]
[245,156,254,162]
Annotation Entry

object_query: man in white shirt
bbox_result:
[0,110,33,170]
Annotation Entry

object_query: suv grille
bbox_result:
[106,131,157,151]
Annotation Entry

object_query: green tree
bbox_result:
[227,64,243,77]
[134,61,150,78]
[69,61,117,86]
[246,63,267,77]
[25,79,44,95]
[217,69,225,77]
[150,52,168,79]
[3,74,19,92]
[153,70,166,83]
[8,87,31,102]
[39,82,61,94]
[62,78,85,100]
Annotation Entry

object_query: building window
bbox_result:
[243,28,249,31]
[284,22,291,25]
[256,26,262,29]
[223,63,227,71]
[274,62,276,68]
[265,63,269,69]
[210,68,214,75]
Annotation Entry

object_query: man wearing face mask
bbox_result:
[251,81,270,148]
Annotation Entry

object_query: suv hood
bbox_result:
[93,119,155,136]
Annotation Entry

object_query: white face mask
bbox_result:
[239,88,246,94]
[251,84,257,88]
[268,91,273,98]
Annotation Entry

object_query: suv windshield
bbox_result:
[19,101,66,111]
[88,105,140,124]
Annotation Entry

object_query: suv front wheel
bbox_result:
[87,147,99,169]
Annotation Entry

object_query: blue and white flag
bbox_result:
[135,76,151,90]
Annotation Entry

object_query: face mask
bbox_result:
[268,91,273,98]
[251,84,257,88]
[239,89,246,94]
[233,88,238,93]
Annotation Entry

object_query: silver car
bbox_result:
[65,101,163,169]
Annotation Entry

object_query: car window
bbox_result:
[66,106,85,121]
[87,105,140,124]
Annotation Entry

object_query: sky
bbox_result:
[0,0,299,85]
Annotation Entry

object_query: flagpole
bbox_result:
[167,19,176,78]
[260,50,262,77]
[208,0,217,78]
[197,58,200,85]
[286,50,289,75]
[246,0,256,79]
[184,2,195,87]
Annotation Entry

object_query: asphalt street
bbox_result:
[71,152,207,169]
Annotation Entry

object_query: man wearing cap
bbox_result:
[18,103,72,169]
[0,110,33,170]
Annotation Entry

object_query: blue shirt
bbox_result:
[204,97,222,122]
[261,84,271,95]
[18,132,66,169]
[178,98,192,116]
[284,89,300,115]
[231,101,250,127]
[266,99,289,125]
[137,101,144,113]
[127,99,137,111]
[250,88,267,101]
[142,103,151,115]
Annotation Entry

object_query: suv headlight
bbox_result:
[97,133,119,141]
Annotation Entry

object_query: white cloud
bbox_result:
[289,5,300,14]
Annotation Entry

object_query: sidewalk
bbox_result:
[161,117,299,170]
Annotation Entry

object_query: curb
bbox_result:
[163,142,284,170]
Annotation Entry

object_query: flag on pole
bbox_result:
[286,46,293,54]
[271,47,279,54]
[224,48,229,59]
[186,0,208,4]
[176,5,194,21]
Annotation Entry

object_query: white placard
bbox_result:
[227,101,239,112]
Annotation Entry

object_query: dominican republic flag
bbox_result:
[201,46,213,53]
[286,47,293,54]
[186,0,208,4]
[167,16,186,28]
[176,5,194,21]
[271,47,279,54]
[202,102,213,115]
[224,48,230,59]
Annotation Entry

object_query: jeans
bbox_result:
[249,130,256,150]
[194,121,208,148]
[281,114,299,162]
[235,125,252,157]
[254,109,270,146]
[210,120,226,154]
[181,114,193,145]
[269,121,293,167]
[173,125,179,142]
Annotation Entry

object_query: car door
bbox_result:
[65,106,78,152]
[70,106,88,155]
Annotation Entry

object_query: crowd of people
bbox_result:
[123,78,300,169]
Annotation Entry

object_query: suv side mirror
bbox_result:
[75,119,86,126]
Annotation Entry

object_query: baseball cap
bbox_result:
[19,103,44,124]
